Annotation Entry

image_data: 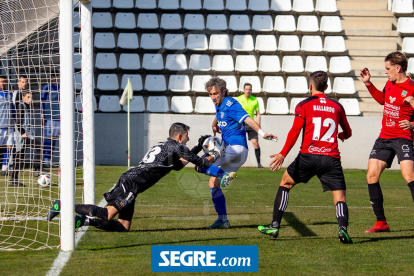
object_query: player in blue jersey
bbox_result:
[197,77,277,229]
[0,75,14,179]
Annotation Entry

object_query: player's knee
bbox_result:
[402,173,414,183]
[195,166,199,172]
[366,171,379,183]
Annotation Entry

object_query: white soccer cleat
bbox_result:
[220,172,237,188]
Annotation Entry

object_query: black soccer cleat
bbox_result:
[75,214,86,229]
[338,229,354,244]
[47,199,61,222]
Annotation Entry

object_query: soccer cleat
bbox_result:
[338,229,354,244]
[364,220,390,233]
[258,225,279,238]
[206,219,230,229]
[75,214,86,229]
[47,199,61,222]
[8,180,25,187]
[257,163,264,169]
[220,172,237,188]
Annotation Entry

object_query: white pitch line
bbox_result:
[46,198,106,276]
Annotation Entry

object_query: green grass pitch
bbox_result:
[2,166,414,275]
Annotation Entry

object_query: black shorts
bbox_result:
[369,138,414,168]
[287,153,346,192]
[104,177,138,221]
[245,124,258,140]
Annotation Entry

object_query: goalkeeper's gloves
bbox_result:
[197,135,211,148]
[211,149,225,161]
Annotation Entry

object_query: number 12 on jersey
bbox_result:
[312,117,336,143]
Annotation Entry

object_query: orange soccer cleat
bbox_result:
[365,220,390,233]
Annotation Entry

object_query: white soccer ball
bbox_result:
[37,175,51,188]
[202,136,226,155]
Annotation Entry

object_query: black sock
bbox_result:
[255,148,261,164]
[75,204,109,220]
[408,181,414,203]
[89,218,128,232]
[368,183,386,221]
[336,201,349,231]
[272,186,290,228]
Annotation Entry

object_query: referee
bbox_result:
[236,83,263,168]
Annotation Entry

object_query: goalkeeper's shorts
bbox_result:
[213,145,248,173]
[104,178,138,221]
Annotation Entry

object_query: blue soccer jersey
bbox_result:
[215,96,249,149]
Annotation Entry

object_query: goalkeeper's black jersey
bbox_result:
[120,138,209,194]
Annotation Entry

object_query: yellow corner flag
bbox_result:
[119,78,133,105]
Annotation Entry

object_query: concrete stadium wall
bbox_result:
[94,114,400,170]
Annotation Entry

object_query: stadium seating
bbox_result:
[73,12,80,28]
[147,96,169,113]
[333,77,356,94]
[187,34,208,51]
[329,56,352,74]
[113,0,134,9]
[119,54,141,70]
[286,77,308,93]
[121,74,143,91]
[274,15,296,32]
[252,15,273,32]
[233,35,255,51]
[92,0,111,9]
[305,56,328,72]
[324,36,346,52]
[392,0,414,14]
[226,0,247,10]
[97,74,119,91]
[301,35,323,52]
[290,97,307,114]
[75,95,98,112]
[282,56,304,73]
[74,53,81,69]
[255,35,277,51]
[168,75,191,92]
[204,0,225,10]
[258,55,281,72]
[278,35,300,51]
[122,96,145,112]
[263,76,285,93]
[74,32,81,48]
[195,97,216,113]
[402,37,414,54]
[271,0,292,11]
[229,15,250,31]
[144,75,167,91]
[161,14,182,30]
[142,54,164,70]
[159,0,180,10]
[115,13,136,30]
[219,75,238,92]
[249,0,270,11]
[184,14,205,30]
[239,76,261,93]
[267,97,289,114]
[320,16,342,33]
[192,75,211,92]
[94,33,116,49]
[137,13,159,29]
[407,58,414,74]
[397,17,414,34]
[293,0,314,12]
[171,96,193,113]
[256,97,265,114]
[164,34,185,50]
[92,12,113,29]
[95,53,117,70]
[99,96,121,112]
[297,16,319,33]
[136,0,157,9]
[118,33,139,49]
[315,0,338,13]
[338,98,361,116]
[189,55,211,71]
[325,78,332,94]
[212,55,234,71]
[209,35,231,51]
[140,34,162,50]
[235,55,258,72]
[207,14,228,30]
[181,0,202,10]
[75,73,82,90]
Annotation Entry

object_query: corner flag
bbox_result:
[119,78,133,105]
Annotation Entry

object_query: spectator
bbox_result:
[0,75,14,176]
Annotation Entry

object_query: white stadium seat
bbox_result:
[263,76,285,93]
[95,53,117,70]
[192,75,212,92]
[99,96,121,112]
[301,35,323,52]
[255,35,277,51]
[259,56,281,72]
[249,0,269,11]
[226,0,247,11]
[233,35,254,51]
[122,96,145,113]
[316,0,338,13]
[119,53,141,70]
[324,36,346,52]
[338,98,361,116]
[252,15,273,32]
[204,0,225,10]
[267,97,289,114]
[159,0,179,9]
[293,0,314,12]
[74,53,81,69]
[195,97,216,113]
[398,17,414,34]
[145,75,167,91]
[165,54,188,71]
[121,74,143,91]
[169,75,191,92]
[115,13,135,30]
[161,14,182,30]
[325,78,332,94]
[229,15,250,31]
[92,12,113,29]
[97,74,119,91]
[140,33,162,50]
[209,34,231,51]
[113,0,134,9]
[274,15,296,32]
[320,16,342,33]
[207,14,228,30]
[94,33,116,49]
[171,96,193,113]
[257,97,265,114]
[407,58,414,74]
[147,96,169,113]
[235,55,257,72]
[282,56,304,73]
[118,33,139,49]
[181,0,202,10]
[305,56,328,72]
[297,16,319,33]
[92,0,111,9]
[137,13,159,29]
[187,34,208,51]
[271,0,292,11]
[402,37,414,54]
[184,14,205,30]
[286,77,308,94]
[189,54,211,71]
[142,54,164,70]
[164,34,185,50]
[212,55,234,71]
[239,76,261,93]
[279,35,300,52]
[136,0,157,9]
[76,95,98,112]
[392,0,414,14]
[329,56,351,74]
[333,77,356,94]
[218,75,238,92]
[290,98,307,114]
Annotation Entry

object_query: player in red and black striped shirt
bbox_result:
[258,71,354,244]
[361,51,414,233]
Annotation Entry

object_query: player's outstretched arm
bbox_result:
[360,67,385,105]
[244,116,277,141]
[338,107,352,142]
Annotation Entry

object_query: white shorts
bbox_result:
[213,145,248,173]
[45,120,60,137]
[0,128,13,146]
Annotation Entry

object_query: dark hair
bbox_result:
[309,71,328,92]
[0,75,6,80]
[244,83,252,89]
[18,75,27,80]
[205,77,228,96]
[385,51,408,72]
[169,122,190,138]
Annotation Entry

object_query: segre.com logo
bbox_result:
[151,245,258,272]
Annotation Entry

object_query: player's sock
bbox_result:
[368,182,386,221]
[408,181,414,203]
[335,201,349,231]
[197,164,226,178]
[89,218,128,232]
[75,204,109,220]
[255,148,261,164]
[210,187,227,222]
[272,186,290,228]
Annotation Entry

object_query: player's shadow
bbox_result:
[283,212,318,237]
[308,221,338,226]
